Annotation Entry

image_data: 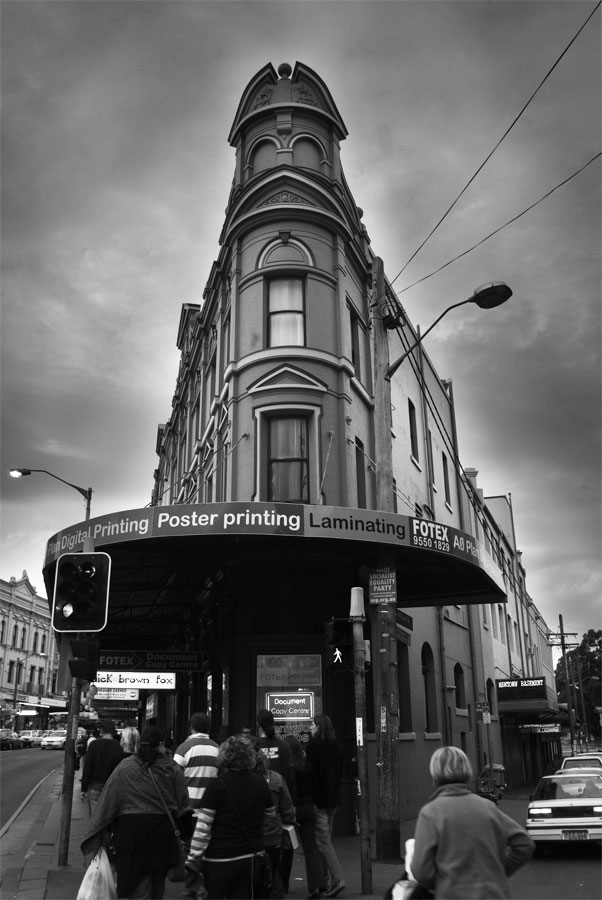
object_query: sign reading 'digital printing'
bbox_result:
[266,691,314,721]
[93,671,176,690]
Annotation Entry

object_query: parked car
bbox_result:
[0,729,24,750]
[558,754,602,771]
[526,771,602,853]
[19,730,44,747]
[41,729,68,750]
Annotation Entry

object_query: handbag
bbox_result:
[76,847,117,900]
[220,777,272,899]
[146,764,188,883]
[387,876,434,900]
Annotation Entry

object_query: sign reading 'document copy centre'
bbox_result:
[44,501,505,594]
[266,692,314,721]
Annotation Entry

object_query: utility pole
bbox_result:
[371,257,401,860]
[350,587,373,894]
[574,650,590,744]
[558,615,576,755]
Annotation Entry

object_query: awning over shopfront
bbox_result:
[496,676,560,722]
[43,502,507,650]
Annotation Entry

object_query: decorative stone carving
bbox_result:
[258,192,312,207]
[253,87,274,108]
[294,83,317,106]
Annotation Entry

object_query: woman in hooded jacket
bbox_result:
[81,725,189,899]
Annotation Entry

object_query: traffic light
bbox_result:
[69,638,100,681]
[325,618,352,669]
[52,552,111,632]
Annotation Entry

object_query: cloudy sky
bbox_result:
[1,0,600,649]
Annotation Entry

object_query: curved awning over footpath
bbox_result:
[42,502,506,648]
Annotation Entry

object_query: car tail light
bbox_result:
[528,807,552,816]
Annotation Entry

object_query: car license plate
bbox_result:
[562,830,588,840]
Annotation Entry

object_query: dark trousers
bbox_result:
[203,857,254,899]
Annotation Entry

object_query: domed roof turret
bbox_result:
[228,61,348,146]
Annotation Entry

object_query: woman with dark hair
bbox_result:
[283,734,324,899]
[256,708,296,802]
[81,725,189,899]
[254,748,295,898]
[411,747,534,898]
[186,735,275,899]
[305,715,345,898]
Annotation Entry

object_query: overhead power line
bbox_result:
[397,151,601,294]
[390,1,601,286]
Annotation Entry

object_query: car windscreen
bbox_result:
[563,759,602,768]
[533,777,602,800]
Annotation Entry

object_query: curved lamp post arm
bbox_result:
[386,299,472,379]
[385,282,512,380]
[9,468,93,520]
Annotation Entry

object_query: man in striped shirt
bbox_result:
[174,712,219,810]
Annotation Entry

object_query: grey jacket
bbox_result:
[411,783,534,899]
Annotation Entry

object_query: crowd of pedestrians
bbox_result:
[76,711,346,900]
[76,715,533,900]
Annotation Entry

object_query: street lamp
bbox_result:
[10,468,93,520]
[371,259,512,859]
[10,465,94,865]
[385,282,513,379]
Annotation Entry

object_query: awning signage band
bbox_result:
[44,502,504,591]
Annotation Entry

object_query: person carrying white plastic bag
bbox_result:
[77,846,116,900]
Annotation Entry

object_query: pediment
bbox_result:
[247,365,328,394]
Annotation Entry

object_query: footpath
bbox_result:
[0,767,531,900]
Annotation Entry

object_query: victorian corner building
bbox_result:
[42,62,559,837]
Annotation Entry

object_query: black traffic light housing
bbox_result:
[52,552,111,633]
[325,617,353,669]
[69,638,100,681]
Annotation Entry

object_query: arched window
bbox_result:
[20,627,26,649]
[33,632,39,653]
[41,634,47,654]
[12,625,18,647]
[292,137,322,171]
[250,140,277,173]
[0,620,5,643]
[421,642,438,733]
[454,663,467,709]
[398,640,413,732]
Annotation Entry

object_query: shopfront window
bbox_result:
[256,654,322,744]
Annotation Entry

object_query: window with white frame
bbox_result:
[268,416,309,502]
[268,278,305,347]
[255,406,320,503]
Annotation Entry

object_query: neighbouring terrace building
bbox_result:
[43,62,558,849]
[0,572,65,728]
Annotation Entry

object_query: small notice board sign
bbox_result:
[265,691,314,721]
